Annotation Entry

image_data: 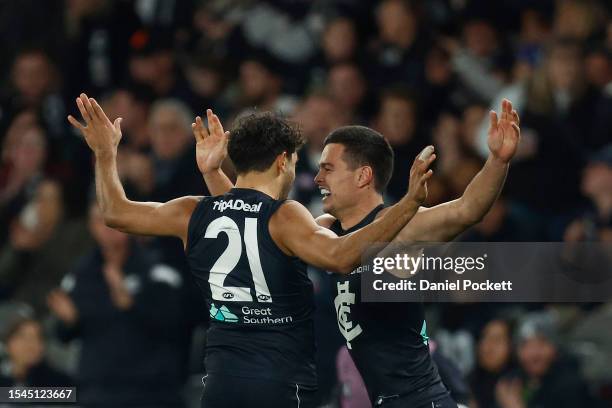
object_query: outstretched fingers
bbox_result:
[76,97,91,124]
[67,115,85,132]
[90,98,110,124]
[192,116,207,143]
[80,94,97,122]
[489,110,499,132]
[207,109,225,137]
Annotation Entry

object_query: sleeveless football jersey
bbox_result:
[329,205,448,405]
[186,188,316,386]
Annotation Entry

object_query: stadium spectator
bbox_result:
[183,55,232,119]
[292,91,348,215]
[63,0,141,97]
[469,319,516,408]
[235,53,298,116]
[127,28,193,101]
[372,88,429,201]
[495,312,596,408]
[1,49,66,142]
[564,145,612,242]
[367,0,428,89]
[140,99,205,202]
[444,16,511,103]
[307,16,361,90]
[99,89,150,152]
[327,62,369,123]
[0,125,91,313]
[48,202,186,407]
[0,316,72,387]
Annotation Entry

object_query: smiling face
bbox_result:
[315,143,363,216]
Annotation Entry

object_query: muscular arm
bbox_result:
[398,155,507,242]
[397,98,520,242]
[271,199,420,273]
[94,153,199,240]
[271,153,435,273]
[69,94,198,245]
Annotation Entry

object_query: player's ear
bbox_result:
[276,151,288,173]
[356,165,373,188]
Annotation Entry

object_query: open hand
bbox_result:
[68,93,122,157]
[193,109,229,174]
[488,99,520,164]
[406,146,436,205]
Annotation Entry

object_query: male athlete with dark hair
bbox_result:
[195,99,520,407]
[68,94,435,407]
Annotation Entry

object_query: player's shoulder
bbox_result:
[315,214,336,228]
[176,195,205,210]
[273,199,310,221]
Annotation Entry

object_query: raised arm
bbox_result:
[396,98,520,242]
[193,109,234,195]
[270,151,436,273]
[68,94,198,244]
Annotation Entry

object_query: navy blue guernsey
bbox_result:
[186,188,316,386]
[329,205,448,406]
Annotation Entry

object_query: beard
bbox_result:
[278,173,294,200]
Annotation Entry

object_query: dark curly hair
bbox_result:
[228,112,304,174]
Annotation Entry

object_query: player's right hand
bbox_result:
[67,93,122,157]
[193,109,229,174]
[405,146,436,206]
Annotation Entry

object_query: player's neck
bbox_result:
[337,192,384,231]
[235,174,284,200]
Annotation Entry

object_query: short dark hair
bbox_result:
[324,126,394,193]
[228,112,304,174]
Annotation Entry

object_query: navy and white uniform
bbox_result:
[329,205,456,408]
[186,188,317,407]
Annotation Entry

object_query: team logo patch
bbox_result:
[209,303,238,323]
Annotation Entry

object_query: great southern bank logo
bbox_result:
[213,199,262,213]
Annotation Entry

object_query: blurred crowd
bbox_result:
[0,0,611,407]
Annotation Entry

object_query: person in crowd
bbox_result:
[372,87,430,202]
[127,28,193,102]
[234,52,298,116]
[477,38,605,239]
[0,124,91,312]
[291,91,349,216]
[47,202,187,407]
[469,319,516,408]
[0,316,72,387]
[1,49,66,142]
[99,89,151,152]
[306,16,361,90]
[63,0,141,97]
[327,62,370,123]
[495,312,596,408]
[564,145,612,242]
[366,0,429,89]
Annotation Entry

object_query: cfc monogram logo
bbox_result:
[334,281,363,349]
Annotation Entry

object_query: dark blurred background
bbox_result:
[0,0,611,407]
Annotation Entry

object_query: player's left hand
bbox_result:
[488,99,520,164]
[193,109,229,175]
